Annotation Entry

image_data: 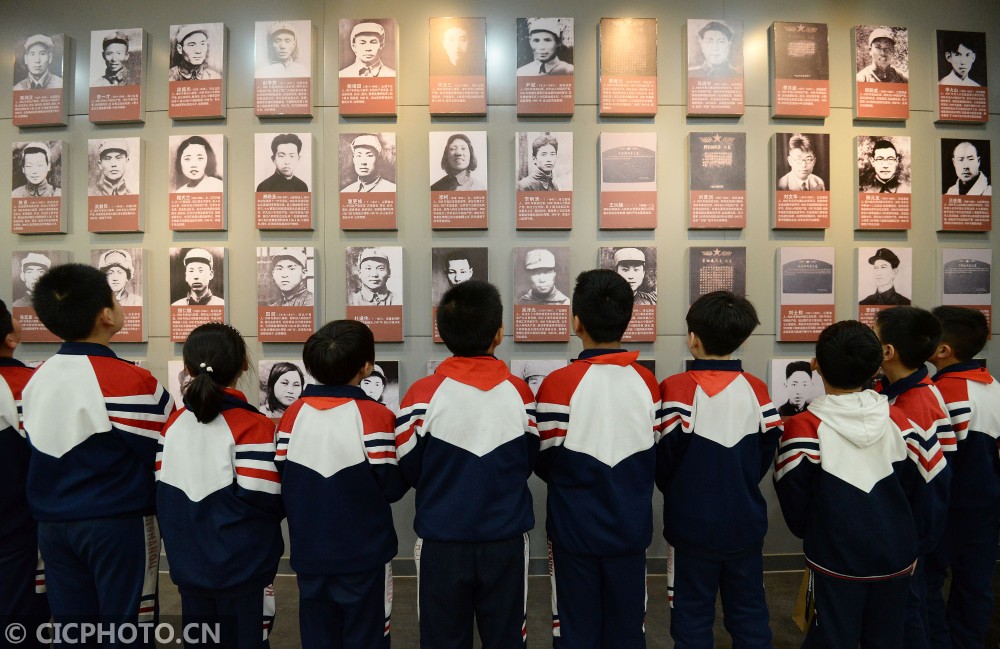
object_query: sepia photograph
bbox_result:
[429,17,485,77]
[169,23,223,81]
[169,134,224,193]
[511,359,568,396]
[362,360,399,413]
[10,251,66,308]
[516,18,574,77]
[255,20,310,78]
[338,19,396,78]
[87,138,140,197]
[90,28,142,87]
[12,141,62,197]
[13,33,64,90]
[855,26,908,83]
[339,133,396,193]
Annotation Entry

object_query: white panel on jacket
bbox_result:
[159,410,235,502]
[285,402,367,477]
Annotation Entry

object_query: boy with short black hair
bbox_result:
[775,320,934,647]
[276,319,406,648]
[925,306,1000,649]
[396,280,538,649]
[534,269,660,649]
[0,300,49,647]
[658,290,781,648]
[872,306,951,648]
[21,264,173,639]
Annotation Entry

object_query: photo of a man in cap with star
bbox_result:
[171,247,224,306]
[856,26,908,83]
[347,247,400,306]
[339,20,395,78]
[516,18,574,76]
[94,248,142,306]
[88,138,137,196]
[259,247,314,307]
[340,134,396,193]
[255,20,310,78]
[169,24,222,81]
[517,248,570,305]
[14,33,63,90]
[91,28,141,86]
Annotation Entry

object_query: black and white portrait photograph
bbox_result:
[936,30,987,87]
[858,247,912,306]
[13,33,64,90]
[255,21,310,78]
[87,138,140,197]
[515,247,571,306]
[362,360,399,413]
[775,133,830,191]
[12,141,62,197]
[429,17,485,77]
[855,26,908,83]
[857,136,911,194]
[169,247,225,306]
[90,28,142,87]
[516,18,574,77]
[255,133,311,193]
[258,360,313,419]
[941,139,991,196]
[339,133,396,193]
[169,23,223,82]
[167,360,191,408]
[256,247,315,307]
[770,359,824,419]
[687,19,743,77]
[431,247,489,304]
[169,134,224,193]
[429,131,487,192]
[516,132,572,192]
[346,246,403,307]
[338,19,396,78]
[92,248,143,306]
[599,247,657,305]
[511,359,568,396]
[11,251,66,308]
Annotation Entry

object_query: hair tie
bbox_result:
[199,362,214,373]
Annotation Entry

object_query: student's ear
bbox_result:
[492,326,504,349]
[882,343,896,363]
[2,332,17,352]
[360,360,374,379]
[572,315,583,336]
[931,342,953,362]
[686,331,700,353]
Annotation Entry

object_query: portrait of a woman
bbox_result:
[174,135,223,193]
[259,361,304,418]
[431,133,486,191]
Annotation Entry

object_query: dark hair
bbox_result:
[437,280,502,356]
[445,250,472,266]
[815,320,883,390]
[440,133,478,173]
[303,320,375,386]
[22,144,50,165]
[32,264,114,341]
[265,362,305,414]
[871,139,898,157]
[785,360,812,379]
[572,269,633,344]
[788,134,814,155]
[182,323,248,424]
[942,34,975,56]
[699,20,733,41]
[0,300,13,342]
[174,136,219,182]
[874,306,942,370]
[686,290,759,356]
[932,306,989,361]
[270,133,303,156]
[531,134,559,157]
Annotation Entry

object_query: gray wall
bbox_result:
[3,0,998,573]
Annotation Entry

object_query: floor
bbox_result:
[156,571,1000,648]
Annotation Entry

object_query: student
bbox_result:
[0,300,49,648]
[657,290,781,648]
[396,280,538,649]
[534,269,659,649]
[926,306,1000,649]
[774,320,931,648]
[275,320,407,649]
[156,323,283,648]
[20,264,173,642]
[872,307,951,649]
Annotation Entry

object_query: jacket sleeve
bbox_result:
[365,405,409,503]
[655,377,692,495]
[232,415,284,518]
[756,392,784,481]
[533,377,567,483]
[110,378,175,471]
[773,415,821,539]
[395,384,432,489]
[899,416,949,553]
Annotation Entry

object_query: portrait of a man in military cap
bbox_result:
[88,139,136,196]
[516,18,574,76]
[91,29,141,87]
[339,20,395,78]
[14,33,63,90]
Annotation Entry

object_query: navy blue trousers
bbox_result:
[180,587,268,649]
[0,537,49,649]
[298,566,390,649]
[803,571,908,649]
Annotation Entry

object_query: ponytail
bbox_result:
[181,323,248,423]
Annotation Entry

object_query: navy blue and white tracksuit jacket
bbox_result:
[0,358,36,550]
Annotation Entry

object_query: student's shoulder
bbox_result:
[887,404,916,432]
[400,373,447,405]
[226,407,277,444]
[356,397,398,423]
[91,354,164,394]
[739,371,775,401]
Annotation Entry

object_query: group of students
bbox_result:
[1,261,998,649]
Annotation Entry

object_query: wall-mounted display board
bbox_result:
[87,137,142,233]
[688,132,746,229]
[10,250,69,342]
[599,132,656,230]
[935,30,989,123]
[429,131,488,229]
[855,135,911,230]
[941,248,992,327]
[939,138,992,232]
[515,131,572,230]
[431,247,489,343]
[857,246,912,327]
[769,360,824,420]
[345,247,403,342]
[89,28,145,123]
[169,247,227,342]
[256,247,316,343]
[599,246,656,343]
[12,32,68,127]
[255,360,313,420]
[168,23,225,120]
[777,247,835,342]
[773,133,831,229]
[686,19,744,117]
[689,246,746,303]
[769,22,829,119]
[92,248,145,342]
[11,140,64,234]
[338,133,397,230]
[338,19,396,116]
[254,20,312,117]
[168,134,226,231]
[853,25,909,120]
[516,18,574,116]
[599,17,657,117]
[513,247,571,342]
[428,17,486,115]
[254,133,313,231]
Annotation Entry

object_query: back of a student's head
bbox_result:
[436,280,502,356]
[571,269,633,343]
[32,263,114,341]
[182,322,248,424]
[874,306,941,370]
[686,290,759,356]
[932,305,989,362]
[0,299,13,342]
[815,320,882,390]
[303,319,375,385]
